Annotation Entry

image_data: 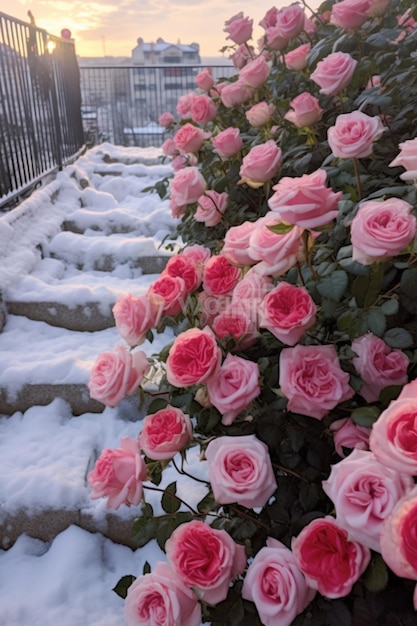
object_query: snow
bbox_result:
[0,143,208,626]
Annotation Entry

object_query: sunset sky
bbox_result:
[5,0,321,59]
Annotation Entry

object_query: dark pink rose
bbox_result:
[203,254,242,296]
[88,345,150,408]
[328,111,385,158]
[88,436,147,509]
[169,166,207,206]
[138,405,193,461]
[212,127,243,158]
[220,81,254,108]
[158,111,176,128]
[260,282,317,345]
[195,67,214,91]
[166,327,221,387]
[279,344,354,419]
[330,0,372,29]
[292,516,371,598]
[239,140,282,187]
[206,354,261,425]
[248,213,304,276]
[147,274,186,317]
[191,94,218,125]
[380,486,417,580]
[211,306,258,350]
[310,51,357,95]
[124,561,201,626]
[284,42,311,70]
[174,123,206,154]
[389,137,417,181]
[322,448,414,552]
[224,11,253,45]
[222,220,259,266]
[163,253,203,293]
[284,92,323,128]
[239,55,270,88]
[113,292,164,346]
[195,190,228,227]
[330,417,370,458]
[165,520,246,605]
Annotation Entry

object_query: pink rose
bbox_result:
[279,344,354,419]
[163,253,202,293]
[350,198,417,264]
[206,355,261,425]
[169,198,186,218]
[248,213,304,276]
[166,327,221,387]
[181,243,211,265]
[352,333,409,402]
[165,520,246,605]
[88,436,147,509]
[259,6,279,29]
[197,292,230,327]
[170,155,189,172]
[263,27,289,51]
[330,417,370,458]
[231,270,273,322]
[222,220,258,266]
[239,140,282,187]
[158,111,176,128]
[147,274,186,317]
[176,92,195,119]
[124,561,201,626]
[195,67,214,91]
[220,81,254,108]
[88,345,150,408]
[273,4,306,39]
[284,92,323,128]
[380,486,417,580]
[223,11,253,45]
[174,123,206,154]
[245,101,274,127]
[112,292,164,346]
[212,127,242,158]
[239,55,270,88]
[169,166,207,206]
[203,254,242,296]
[328,110,386,158]
[161,138,177,157]
[194,190,228,227]
[369,379,417,475]
[292,516,371,598]
[268,168,341,229]
[260,282,317,345]
[389,137,417,181]
[310,51,357,95]
[138,405,193,461]
[211,307,258,349]
[205,434,277,507]
[230,43,255,69]
[191,94,218,125]
[330,0,372,29]
[284,42,311,70]
[322,448,415,551]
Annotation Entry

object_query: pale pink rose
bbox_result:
[203,254,242,296]
[181,243,211,265]
[352,333,409,402]
[330,417,370,458]
[206,434,276,506]
[169,166,207,206]
[220,81,254,108]
[274,4,306,39]
[158,111,176,128]
[322,448,415,552]
[88,436,146,509]
[285,92,323,128]
[330,0,372,29]
[230,43,255,69]
[191,94,218,125]
[248,213,304,276]
[260,282,317,345]
[380,486,417,580]
[162,253,202,293]
[268,168,341,229]
[304,15,318,35]
[242,537,315,626]
[284,42,311,70]
[166,327,221,387]
[259,6,279,29]
[279,344,354,419]
[112,292,164,346]
[222,220,259,266]
[88,345,150,408]
[292,516,371,598]
[211,306,258,349]
[245,101,274,127]
[389,137,417,181]
[350,198,417,263]
[223,11,253,45]
[263,26,289,51]
[239,55,270,88]
[171,155,189,172]
[124,561,201,626]
[206,355,261,425]
[176,92,195,119]
[231,270,273,322]
[174,123,206,154]
[161,138,177,157]
[369,379,417,475]
[194,190,228,227]
[310,51,357,95]
[239,140,282,187]
[328,110,386,159]
[138,405,193,461]
[169,198,186,218]
[147,274,186,317]
[212,127,243,158]
[195,67,214,91]
[165,520,246,605]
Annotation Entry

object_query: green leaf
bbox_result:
[161,481,180,514]
[112,575,136,599]
[401,267,417,300]
[266,223,295,235]
[156,517,178,550]
[317,270,348,302]
[362,553,389,593]
[142,561,151,575]
[378,384,403,406]
[147,398,168,414]
[131,516,158,548]
[197,490,217,514]
[384,327,414,349]
[351,405,381,428]
[380,298,399,316]
[366,308,386,336]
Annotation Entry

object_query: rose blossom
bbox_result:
[330,0,372,29]
[163,253,202,293]
[223,11,253,45]
[176,92,195,119]
[239,55,271,89]
[222,220,258,266]
[310,51,357,95]
[124,561,201,626]
[181,243,211,265]
[174,123,206,154]
[138,405,193,461]
[284,42,311,70]
[245,101,274,127]
[158,111,176,128]
[169,198,186,219]
[273,4,306,39]
[230,43,255,69]
[268,168,341,229]
[212,127,242,158]
[165,520,246,605]
[380,486,417,580]
[211,307,258,349]
[350,198,417,264]
[369,379,417,475]
[231,270,273,322]
[389,137,417,181]
[352,333,409,402]
[203,254,242,296]
[88,436,147,509]
[205,434,277,506]
[195,67,214,91]
[194,190,228,227]
[88,345,150,408]
[260,282,317,345]
[328,111,386,159]
[191,94,218,125]
[239,140,282,187]
[284,92,323,128]
[206,354,261,425]
[161,138,177,157]
[263,26,289,51]
[248,213,304,276]
[220,81,254,108]
[166,326,221,387]
[112,292,164,346]
[322,448,415,552]
[279,344,354,419]
[169,166,206,206]
[292,516,371,598]
[197,292,230,327]
[330,418,370,458]
[147,274,186,317]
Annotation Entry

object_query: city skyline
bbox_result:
[7,0,321,59]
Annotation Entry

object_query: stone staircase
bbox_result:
[0,144,177,550]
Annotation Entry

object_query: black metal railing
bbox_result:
[0,12,85,209]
